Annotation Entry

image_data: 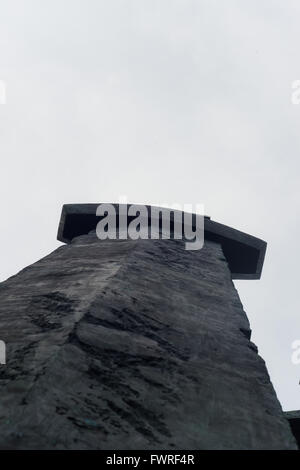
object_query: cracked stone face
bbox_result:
[0,233,297,449]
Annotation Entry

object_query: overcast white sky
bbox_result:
[0,0,299,411]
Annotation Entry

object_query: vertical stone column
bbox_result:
[0,204,296,449]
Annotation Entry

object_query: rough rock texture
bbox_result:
[0,233,297,449]
[285,411,300,448]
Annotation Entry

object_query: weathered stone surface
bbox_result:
[285,411,300,448]
[0,233,296,449]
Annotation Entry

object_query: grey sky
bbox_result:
[0,0,299,410]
